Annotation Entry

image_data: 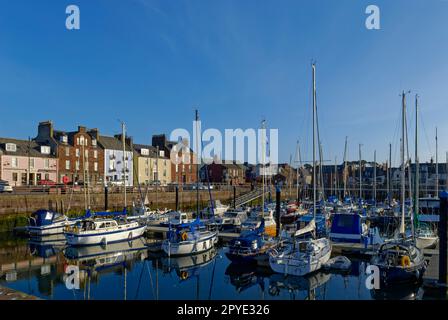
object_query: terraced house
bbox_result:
[0,137,58,186]
[133,144,171,186]
[34,121,104,185]
[152,134,197,184]
[98,134,133,187]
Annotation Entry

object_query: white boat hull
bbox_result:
[65,225,146,246]
[416,236,438,249]
[162,232,218,256]
[269,239,332,276]
[28,220,77,236]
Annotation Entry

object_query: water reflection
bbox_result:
[0,233,435,300]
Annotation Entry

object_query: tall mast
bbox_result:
[359,144,362,200]
[122,122,127,210]
[296,140,301,202]
[388,143,392,205]
[289,154,293,199]
[195,110,200,217]
[373,150,376,204]
[400,92,406,235]
[312,63,317,219]
[261,120,266,215]
[436,127,439,197]
[334,156,338,198]
[343,136,348,197]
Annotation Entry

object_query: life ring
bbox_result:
[181,232,188,241]
[401,255,411,267]
[180,271,188,280]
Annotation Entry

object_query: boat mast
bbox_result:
[261,120,266,215]
[436,127,439,197]
[122,122,127,211]
[343,136,348,198]
[400,92,406,236]
[373,150,376,204]
[296,140,302,202]
[388,143,392,205]
[195,110,200,217]
[312,63,317,219]
[289,153,293,199]
[334,156,338,198]
[414,94,420,229]
[359,144,362,200]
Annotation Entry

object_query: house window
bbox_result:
[65,147,70,156]
[44,159,50,169]
[92,139,97,146]
[176,164,179,173]
[21,173,27,184]
[94,150,98,159]
[76,148,80,157]
[5,143,17,152]
[66,160,70,170]
[94,162,98,172]
[45,174,49,180]
[76,160,80,170]
[11,157,18,168]
[110,160,115,171]
[29,158,35,169]
[12,172,18,182]
[164,169,167,177]
[76,137,80,145]
[85,149,88,159]
[80,136,85,146]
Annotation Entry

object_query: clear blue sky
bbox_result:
[1,0,447,167]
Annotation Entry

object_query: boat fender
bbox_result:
[181,232,188,241]
[401,255,411,267]
[180,271,188,280]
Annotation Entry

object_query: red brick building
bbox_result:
[201,162,246,185]
[34,121,104,185]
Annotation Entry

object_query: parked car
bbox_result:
[0,180,13,193]
[38,180,56,186]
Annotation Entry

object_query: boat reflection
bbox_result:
[268,272,331,300]
[224,263,267,293]
[159,247,218,281]
[370,282,423,300]
[28,234,66,258]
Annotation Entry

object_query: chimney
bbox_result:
[88,128,99,140]
[78,126,86,133]
[36,121,54,142]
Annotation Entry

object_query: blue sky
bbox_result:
[0,0,447,166]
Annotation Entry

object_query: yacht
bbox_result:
[64,215,146,246]
[28,209,79,236]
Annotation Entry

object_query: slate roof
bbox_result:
[0,137,56,158]
[98,135,132,151]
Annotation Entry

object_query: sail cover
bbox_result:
[294,219,316,237]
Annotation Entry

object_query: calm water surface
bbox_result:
[0,233,434,300]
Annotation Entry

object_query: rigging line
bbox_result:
[145,259,157,299]
[419,106,433,160]
[134,259,146,300]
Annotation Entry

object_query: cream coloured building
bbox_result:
[133,144,171,186]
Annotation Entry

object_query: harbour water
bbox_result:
[0,232,438,300]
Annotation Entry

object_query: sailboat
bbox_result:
[413,99,439,249]
[268,63,332,277]
[240,120,277,237]
[370,92,427,285]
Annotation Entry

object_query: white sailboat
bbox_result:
[269,63,332,276]
[414,95,438,249]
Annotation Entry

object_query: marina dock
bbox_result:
[0,285,39,300]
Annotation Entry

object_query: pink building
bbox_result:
[0,138,58,186]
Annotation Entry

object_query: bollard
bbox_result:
[439,190,448,285]
[104,186,109,211]
[275,186,281,237]
[175,186,179,212]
